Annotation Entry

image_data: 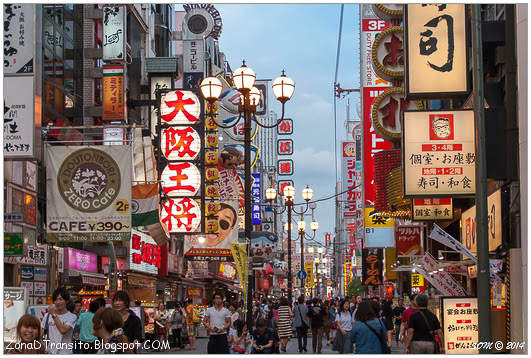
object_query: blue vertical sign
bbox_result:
[251,173,261,225]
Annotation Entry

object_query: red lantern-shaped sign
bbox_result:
[160,198,201,233]
[161,126,201,160]
[161,162,201,197]
[160,90,201,125]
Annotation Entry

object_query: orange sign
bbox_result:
[103,65,125,121]
[187,287,203,298]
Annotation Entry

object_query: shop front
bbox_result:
[60,248,106,300]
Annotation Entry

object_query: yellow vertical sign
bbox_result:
[230,243,248,301]
[304,261,314,288]
[385,247,398,281]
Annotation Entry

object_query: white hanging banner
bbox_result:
[414,252,466,296]
[103,6,126,61]
[430,224,477,262]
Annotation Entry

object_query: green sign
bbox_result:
[4,233,23,256]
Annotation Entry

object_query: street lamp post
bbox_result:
[266,185,315,304]
[200,62,295,328]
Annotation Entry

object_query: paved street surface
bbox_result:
[146,335,405,354]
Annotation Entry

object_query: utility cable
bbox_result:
[333,4,345,185]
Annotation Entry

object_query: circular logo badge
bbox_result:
[58,148,121,213]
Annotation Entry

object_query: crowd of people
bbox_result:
[6,287,444,355]
[203,291,444,354]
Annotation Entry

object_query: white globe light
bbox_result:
[200,76,223,102]
[297,221,306,232]
[232,63,256,92]
[272,71,295,103]
[311,221,319,231]
[302,186,313,201]
[249,87,261,107]
[266,187,277,201]
[283,185,295,200]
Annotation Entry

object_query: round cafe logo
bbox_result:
[58,148,121,213]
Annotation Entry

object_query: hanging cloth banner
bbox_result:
[230,243,248,311]
[414,252,467,296]
[429,224,477,262]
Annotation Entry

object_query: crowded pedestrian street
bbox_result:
[3,2,528,355]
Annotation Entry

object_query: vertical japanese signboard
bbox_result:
[403,110,476,196]
[4,76,35,158]
[405,4,469,99]
[342,142,357,217]
[251,173,261,225]
[276,119,293,135]
[441,297,479,354]
[46,146,132,242]
[344,261,352,295]
[360,5,393,206]
[158,90,203,235]
[362,248,383,286]
[461,189,502,255]
[103,6,126,62]
[3,4,34,74]
[150,76,172,136]
[103,65,125,121]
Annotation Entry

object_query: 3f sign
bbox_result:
[367,20,386,31]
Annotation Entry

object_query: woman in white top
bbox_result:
[332,300,353,353]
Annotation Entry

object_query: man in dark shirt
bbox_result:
[404,294,444,354]
[252,318,274,354]
[393,298,406,346]
[308,298,325,353]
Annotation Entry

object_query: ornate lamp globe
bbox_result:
[232,62,256,92]
[302,186,313,201]
[249,86,262,107]
[297,221,306,233]
[272,70,295,103]
[284,222,289,232]
[283,185,295,201]
[200,76,223,103]
[265,187,277,201]
[307,246,314,254]
[311,221,319,231]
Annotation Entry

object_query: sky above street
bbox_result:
[180,4,361,247]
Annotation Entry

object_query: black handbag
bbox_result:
[362,320,391,354]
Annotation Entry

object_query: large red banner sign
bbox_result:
[363,87,393,206]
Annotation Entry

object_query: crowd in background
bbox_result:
[6,287,444,354]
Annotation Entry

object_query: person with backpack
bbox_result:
[351,301,389,354]
[404,294,444,354]
[185,298,200,350]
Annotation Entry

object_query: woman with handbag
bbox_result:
[351,301,390,354]
[154,301,170,351]
[333,300,354,353]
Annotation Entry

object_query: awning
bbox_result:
[64,270,107,286]
[82,275,107,286]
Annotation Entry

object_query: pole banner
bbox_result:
[430,224,477,262]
